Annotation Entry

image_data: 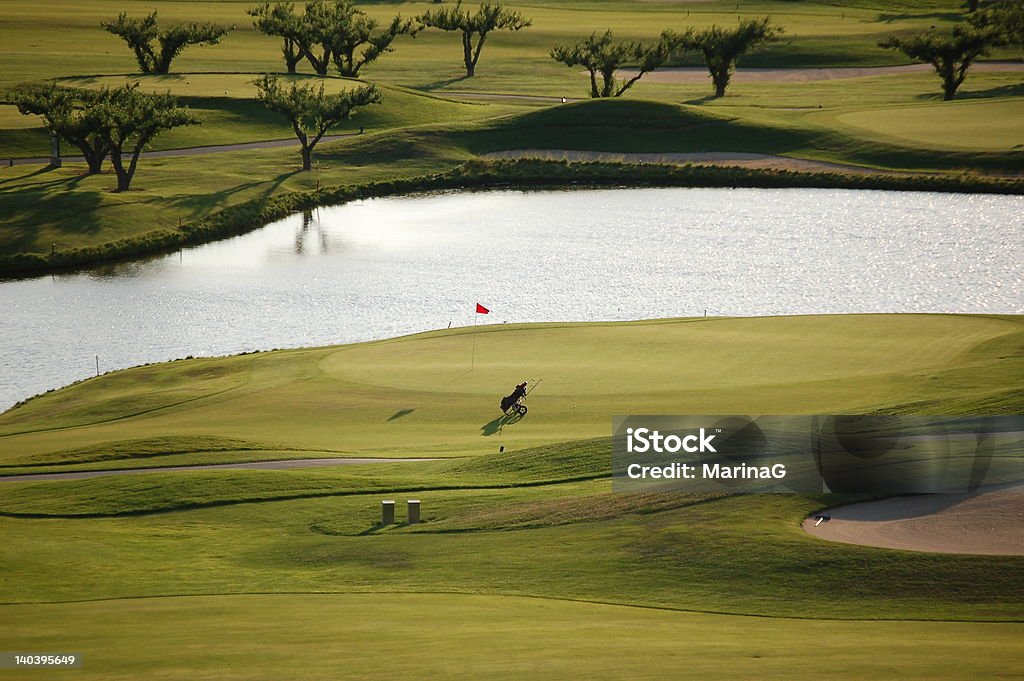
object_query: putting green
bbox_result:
[1,314,1020,463]
[1,593,1021,680]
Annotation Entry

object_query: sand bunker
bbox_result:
[804,481,1024,555]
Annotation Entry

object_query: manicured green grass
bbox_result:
[836,98,1024,151]
[453,90,1024,169]
[1,594,1022,680]
[3,315,1021,462]
[0,316,1021,674]
[2,3,1022,674]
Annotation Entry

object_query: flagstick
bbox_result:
[471,312,477,370]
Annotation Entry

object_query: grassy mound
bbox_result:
[456,98,810,156]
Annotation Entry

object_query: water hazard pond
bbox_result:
[2,187,1021,410]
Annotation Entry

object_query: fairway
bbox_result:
[837,99,1024,151]
[2,594,1022,681]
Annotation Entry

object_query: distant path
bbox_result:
[0,457,439,482]
[442,91,580,103]
[619,61,1024,84]
[803,481,1024,556]
[6,134,355,167]
[482,149,893,175]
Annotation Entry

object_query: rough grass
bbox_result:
[2,476,1022,621]
[2,2,1023,673]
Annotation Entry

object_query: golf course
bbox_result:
[1,0,1023,678]
[1,314,1023,678]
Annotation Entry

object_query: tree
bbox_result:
[970,2,1024,49]
[255,74,381,170]
[880,24,1000,100]
[418,1,530,77]
[299,0,342,75]
[330,10,419,78]
[12,84,109,174]
[91,85,199,191]
[666,17,783,98]
[101,11,232,74]
[248,2,306,74]
[551,31,672,98]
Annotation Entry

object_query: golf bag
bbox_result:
[500,383,528,415]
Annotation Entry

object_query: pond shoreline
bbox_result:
[3,158,1024,280]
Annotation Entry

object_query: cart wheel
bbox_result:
[517,405,528,416]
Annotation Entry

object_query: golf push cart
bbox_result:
[500,380,540,416]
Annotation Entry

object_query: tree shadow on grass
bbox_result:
[166,167,302,215]
[416,75,471,91]
[911,82,1024,102]
[0,170,106,254]
[682,94,718,106]
[0,164,56,188]
[876,11,963,23]
[948,82,1024,100]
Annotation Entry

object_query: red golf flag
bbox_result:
[475,303,490,314]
